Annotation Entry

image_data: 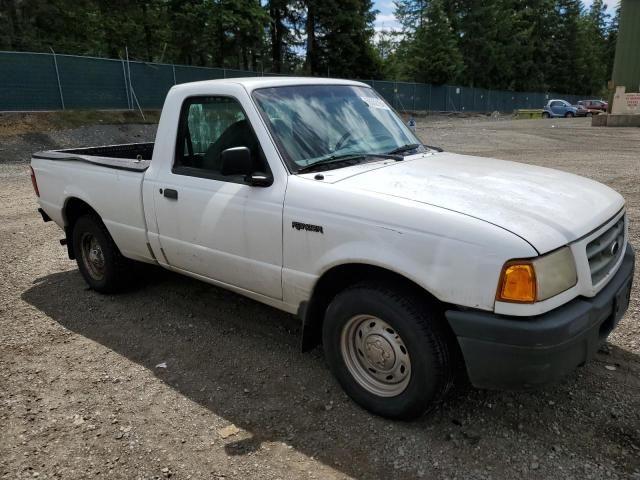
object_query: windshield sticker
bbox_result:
[360,96,390,110]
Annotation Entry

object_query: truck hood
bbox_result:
[329,152,624,253]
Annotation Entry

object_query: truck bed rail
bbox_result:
[33,142,153,172]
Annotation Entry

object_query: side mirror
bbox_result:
[221,146,252,176]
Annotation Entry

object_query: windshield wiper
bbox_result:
[386,143,422,155]
[297,153,401,174]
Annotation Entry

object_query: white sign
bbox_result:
[626,94,640,109]
[360,96,390,110]
[611,86,640,115]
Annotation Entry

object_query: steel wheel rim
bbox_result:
[340,314,411,397]
[80,232,105,281]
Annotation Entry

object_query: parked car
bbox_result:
[30,78,634,419]
[575,103,599,117]
[578,99,608,112]
[543,99,578,118]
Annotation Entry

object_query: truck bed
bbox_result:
[32,143,153,172]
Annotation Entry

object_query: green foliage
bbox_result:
[605,4,620,85]
[403,0,463,84]
[376,28,403,79]
[0,0,621,93]
[455,0,512,89]
[576,0,610,95]
[308,0,382,78]
[509,0,556,92]
[0,0,269,69]
[1,0,381,77]
[385,0,619,94]
[394,0,428,31]
[547,0,583,93]
[268,0,303,73]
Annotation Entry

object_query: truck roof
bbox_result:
[169,76,369,93]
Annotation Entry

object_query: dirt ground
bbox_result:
[1,114,639,480]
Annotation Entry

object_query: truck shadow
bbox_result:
[21,268,640,479]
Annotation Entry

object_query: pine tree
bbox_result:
[455,0,507,89]
[167,0,215,65]
[404,0,463,84]
[548,0,583,93]
[508,0,555,92]
[1,0,619,95]
[576,0,609,94]
[96,0,167,61]
[394,0,428,32]
[605,3,620,84]
[375,28,403,79]
[267,0,295,73]
[304,0,381,78]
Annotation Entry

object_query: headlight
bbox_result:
[496,247,577,303]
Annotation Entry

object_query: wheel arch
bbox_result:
[300,262,444,352]
[62,197,103,260]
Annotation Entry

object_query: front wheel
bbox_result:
[565,111,575,118]
[323,282,455,419]
[586,112,593,117]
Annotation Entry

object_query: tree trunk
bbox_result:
[304,1,316,75]
[140,1,154,62]
[251,48,258,72]
[270,1,283,73]
[216,16,225,67]
[242,47,249,70]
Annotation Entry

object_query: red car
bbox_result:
[578,99,608,112]
[575,104,599,117]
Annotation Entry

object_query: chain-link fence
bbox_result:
[361,80,582,112]
[0,50,582,112]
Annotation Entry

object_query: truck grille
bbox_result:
[586,216,625,285]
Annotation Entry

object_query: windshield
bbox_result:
[252,84,423,172]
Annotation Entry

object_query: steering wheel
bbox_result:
[333,131,355,152]
[333,131,398,154]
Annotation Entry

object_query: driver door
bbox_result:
[550,101,562,116]
[152,95,284,299]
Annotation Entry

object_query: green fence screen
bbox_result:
[0,50,582,112]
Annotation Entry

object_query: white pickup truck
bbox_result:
[31,78,634,419]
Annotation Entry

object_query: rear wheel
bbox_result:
[323,282,455,419]
[586,112,593,117]
[542,112,550,118]
[72,214,134,293]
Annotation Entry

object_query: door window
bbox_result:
[174,96,266,180]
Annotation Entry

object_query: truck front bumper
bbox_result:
[445,244,635,390]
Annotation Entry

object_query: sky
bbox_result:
[373,0,401,33]
[372,0,621,34]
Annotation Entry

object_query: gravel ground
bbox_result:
[1,115,639,480]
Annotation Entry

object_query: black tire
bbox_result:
[542,112,550,118]
[72,214,134,293]
[586,112,593,117]
[322,282,455,419]
[565,111,574,118]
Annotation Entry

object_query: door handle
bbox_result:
[163,188,178,200]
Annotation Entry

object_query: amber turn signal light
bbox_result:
[30,166,40,197]
[496,262,536,303]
